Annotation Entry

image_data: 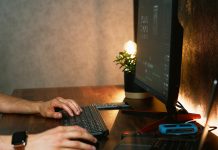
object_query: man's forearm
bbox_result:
[0,93,41,114]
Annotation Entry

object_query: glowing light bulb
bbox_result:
[123,40,137,57]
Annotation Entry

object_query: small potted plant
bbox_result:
[114,40,137,73]
[114,41,146,99]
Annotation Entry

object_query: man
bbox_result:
[0,93,97,150]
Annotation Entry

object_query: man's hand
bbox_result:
[26,126,97,150]
[39,97,83,119]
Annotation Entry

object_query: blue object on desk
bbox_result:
[159,123,198,135]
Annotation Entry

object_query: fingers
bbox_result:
[27,126,97,150]
[40,97,82,119]
[55,126,97,150]
[51,112,62,119]
[61,140,96,150]
[54,97,82,116]
[63,128,97,143]
[46,125,86,134]
[68,125,88,132]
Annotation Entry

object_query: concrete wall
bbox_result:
[0,0,134,94]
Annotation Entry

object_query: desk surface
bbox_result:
[0,85,217,149]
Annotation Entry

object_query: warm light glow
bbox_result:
[105,90,125,130]
[113,90,125,102]
[123,40,137,57]
[178,94,218,136]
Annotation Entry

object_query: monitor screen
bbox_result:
[135,0,183,113]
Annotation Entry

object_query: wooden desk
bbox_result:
[0,85,217,149]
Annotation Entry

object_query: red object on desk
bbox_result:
[122,110,201,134]
[138,113,201,134]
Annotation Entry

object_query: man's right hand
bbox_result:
[26,126,97,150]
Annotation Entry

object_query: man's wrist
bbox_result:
[13,144,26,150]
[29,101,43,114]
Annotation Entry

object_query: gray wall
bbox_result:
[0,0,134,94]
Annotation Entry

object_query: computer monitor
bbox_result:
[135,0,183,114]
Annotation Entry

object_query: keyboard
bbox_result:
[61,105,109,138]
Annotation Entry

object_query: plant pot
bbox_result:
[124,72,150,99]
